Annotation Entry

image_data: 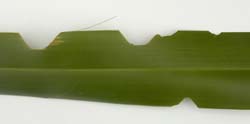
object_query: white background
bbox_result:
[1,0,250,123]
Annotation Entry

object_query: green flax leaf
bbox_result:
[1,30,250,109]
